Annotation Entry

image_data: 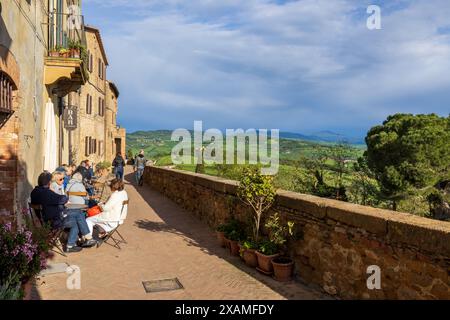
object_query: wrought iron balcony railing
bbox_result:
[47,11,89,79]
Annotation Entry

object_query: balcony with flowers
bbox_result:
[44,10,89,93]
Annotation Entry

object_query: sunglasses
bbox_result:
[58,178,64,182]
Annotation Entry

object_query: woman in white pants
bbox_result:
[86,179,128,235]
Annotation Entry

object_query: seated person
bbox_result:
[86,160,95,180]
[30,172,97,252]
[86,179,128,236]
[50,171,65,195]
[55,165,72,190]
[75,160,90,181]
[66,173,98,207]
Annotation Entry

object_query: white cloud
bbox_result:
[85,0,450,134]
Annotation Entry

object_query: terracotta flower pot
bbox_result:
[71,49,80,58]
[229,239,240,256]
[216,231,227,248]
[272,257,294,282]
[243,248,258,268]
[224,237,231,250]
[49,51,59,57]
[255,251,279,275]
[237,243,245,261]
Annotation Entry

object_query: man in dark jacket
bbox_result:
[31,172,96,253]
[112,152,126,180]
[86,160,94,180]
[75,160,91,182]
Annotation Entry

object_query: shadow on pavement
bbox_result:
[125,170,328,300]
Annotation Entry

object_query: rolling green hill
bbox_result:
[126,130,365,165]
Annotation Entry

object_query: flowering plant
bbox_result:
[0,221,52,293]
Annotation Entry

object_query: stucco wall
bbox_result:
[0,0,46,219]
[143,166,450,300]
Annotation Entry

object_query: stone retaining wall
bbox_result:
[143,166,450,299]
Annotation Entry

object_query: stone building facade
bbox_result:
[105,81,126,163]
[0,0,47,221]
[69,26,126,167]
[0,1,125,222]
[70,26,108,166]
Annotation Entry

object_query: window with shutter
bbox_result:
[86,94,90,114]
[0,72,15,114]
[85,137,89,156]
[87,50,90,71]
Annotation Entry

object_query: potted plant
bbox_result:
[240,240,259,268]
[227,230,241,256]
[0,220,53,300]
[68,39,80,58]
[68,39,86,59]
[49,46,60,57]
[237,166,276,270]
[216,223,228,248]
[59,48,70,58]
[223,220,246,256]
[96,161,112,175]
[255,238,279,274]
[237,167,276,243]
[263,213,295,281]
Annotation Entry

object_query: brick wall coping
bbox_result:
[146,166,450,256]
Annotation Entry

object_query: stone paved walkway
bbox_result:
[35,167,326,300]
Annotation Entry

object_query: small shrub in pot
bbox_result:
[241,240,259,268]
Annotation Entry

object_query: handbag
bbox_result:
[87,205,102,217]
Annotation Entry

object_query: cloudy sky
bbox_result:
[83,0,450,137]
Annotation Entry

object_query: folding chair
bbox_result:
[28,203,67,257]
[97,200,129,250]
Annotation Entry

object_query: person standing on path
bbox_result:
[112,152,126,181]
[133,150,147,185]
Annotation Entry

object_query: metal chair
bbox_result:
[28,203,67,257]
[97,200,129,250]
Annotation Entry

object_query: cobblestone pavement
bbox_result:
[35,167,327,300]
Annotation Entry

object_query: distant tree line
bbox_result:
[288,113,450,220]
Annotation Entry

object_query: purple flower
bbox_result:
[24,231,33,242]
[4,222,12,232]
[12,247,20,257]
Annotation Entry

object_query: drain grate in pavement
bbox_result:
[142,278,184,293]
